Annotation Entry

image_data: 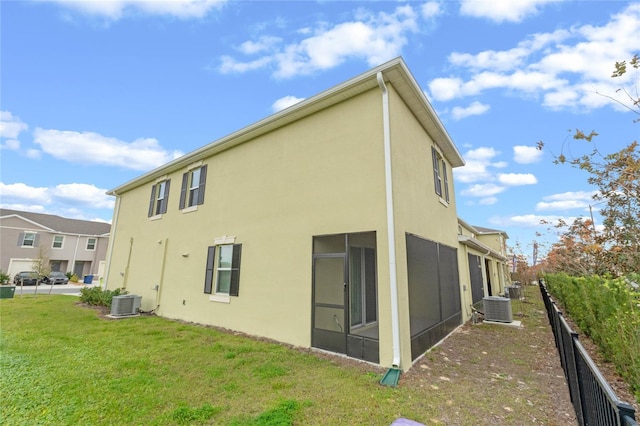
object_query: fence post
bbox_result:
[618,402,637,425]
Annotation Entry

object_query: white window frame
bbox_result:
[86,238,97,251]
[441,159,450,203]
[215,244,233,295]
[52,235,64,249]
[432,147,443,197]
[22,232,36,247]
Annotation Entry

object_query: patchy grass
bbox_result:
[1,288,575,425]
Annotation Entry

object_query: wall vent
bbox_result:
[110,295,142,316]
[482,296,513,323]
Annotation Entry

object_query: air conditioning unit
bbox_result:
[110,295,142,316]
[505,285,522,299]
[482,296,513,323]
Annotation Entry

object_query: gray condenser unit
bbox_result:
[505,285,522,299]
[482,296,513,322]
[110,295,142,316]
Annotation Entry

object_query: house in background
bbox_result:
[457,219,510,319]
[0,209,111,280]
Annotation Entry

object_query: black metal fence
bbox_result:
[539,281,637,426]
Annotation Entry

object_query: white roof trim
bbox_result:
[108,57,464,196]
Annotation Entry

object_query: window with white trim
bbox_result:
[180,165,207,209]
[431,147,450,203]
[148,179,171,217]
[432,147,442,197]
[442,160,450,203]
[203,243,242,297]
[52,235,64,249]
[20,232,37,247]
[86,238,97,250]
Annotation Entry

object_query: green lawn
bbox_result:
[0,296,421,425]
[1,291,573,425]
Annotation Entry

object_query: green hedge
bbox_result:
[545,273,640,402]
[79,286,127,308]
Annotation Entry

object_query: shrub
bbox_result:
[0,270,10,284]
[79,286,127,308]
[545,273,640,401]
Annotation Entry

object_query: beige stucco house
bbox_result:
[105,57,471,371]
[0,209,110,280]
[457,219,510,319]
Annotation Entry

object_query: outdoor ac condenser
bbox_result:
[110,295,142,316]
[505,285,522,299]
[482,296,513,323]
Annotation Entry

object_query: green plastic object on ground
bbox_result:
[380,367,401,387]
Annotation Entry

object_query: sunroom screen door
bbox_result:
[312,255,347,354]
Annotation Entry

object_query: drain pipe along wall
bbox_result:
[377,72,402,369]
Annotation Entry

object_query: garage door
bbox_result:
[8,259,36,277]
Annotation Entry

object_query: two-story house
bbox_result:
[104,57,474,372]
[0,209,111,281]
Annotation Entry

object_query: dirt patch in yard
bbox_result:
[400,296,576,425]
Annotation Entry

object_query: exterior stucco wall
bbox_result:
[106,88,392,354]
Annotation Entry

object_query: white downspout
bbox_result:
[103,194,121,290]
[377,72,401,369]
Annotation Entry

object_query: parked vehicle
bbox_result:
[13,271,40,285]
[41,271,69,285]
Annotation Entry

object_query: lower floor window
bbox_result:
[204,244,242,296]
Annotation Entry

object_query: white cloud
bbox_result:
[459,0,558,23]
[498,173,538,186]
[478,197,498,205]
[0,111,28,142]
[239,36,282,55]
[272,96,305,113]
[0,181,114,212]
[26,149,42,159]
[47,0,227,20]
[454,147,506,183]
[429,3,640,112]
[1,139,20,150]
[0,182,49,202]
[490,213,575,228]
[461,183,506,197]
[421,2,442,19]
[219,4,428,78]
[513,145,543,164]
[451,101,490,120]
[52,183,114,209]
[427,77,464,102]
[33,128,183,171]
[535,190,597,211]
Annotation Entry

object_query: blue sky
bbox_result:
[1,0,638,259]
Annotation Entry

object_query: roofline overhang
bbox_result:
[108,57,464,196]
[458,234,507,262]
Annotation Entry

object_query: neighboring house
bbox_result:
[0,209,111,280]
[457,219,510,318]
[104,57,468,371]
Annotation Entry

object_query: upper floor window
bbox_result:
[86,238,97,250]
[52,235,64,249]
[180,165,207,210]
[148,179,171,217]
[431,147,449,203]
[20,232,37,247]
[442,161,450,203]
[432,147,442,197]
